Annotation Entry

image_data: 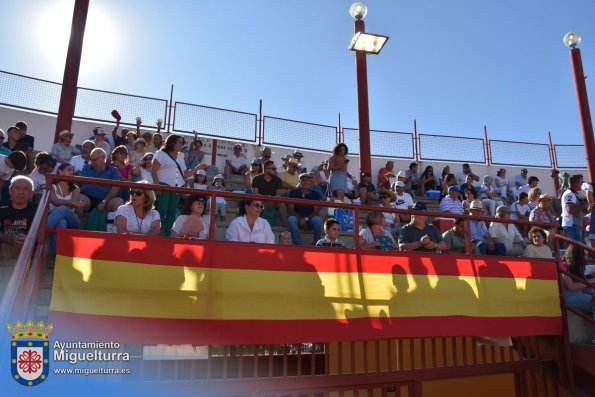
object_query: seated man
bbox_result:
[442,218,480,254]
[405,162,420,194]
[279,159,300,190]
[455,163,480,186]
[29,152,57,201]
[439,185,464,214]
[51,130,80,164]
[70,140,95,174]
[224,143,248,179]
[292,150,307,173]
[252,160,284,226]
[287,173,323,245]
[14,121,35,172]
[399,202,448,252]
[0,176,36,258]
[392,181,414,223]
[511,168,528,199]
[357,172,376,205]
[377,161,395,189]
[468,201,506,255]
[79,148,124,212]
[90,127,111,155]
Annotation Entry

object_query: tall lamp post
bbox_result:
[564,31,595,182]
[348,2,388,175]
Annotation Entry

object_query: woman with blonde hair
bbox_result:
[114,181,161,235]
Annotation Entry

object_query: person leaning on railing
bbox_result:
[114,181,161,236]
[559,244,594,344]
[399,202,448,253]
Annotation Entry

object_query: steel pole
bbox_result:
[55,0,89,143]
[569,47,595,182]
[354,19,372,175]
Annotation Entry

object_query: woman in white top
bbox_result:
[132,152,154,183]
[48,163,83,256]
[114,181,161,235]
[489,206,526,256]
[359,211,398,250]
[225,199,275,244]
[151,134,205,235]
[171,194,210,239]
[522,227,553,259]
[377,189,399,235]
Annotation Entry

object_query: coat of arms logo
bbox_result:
[8,320,53,386]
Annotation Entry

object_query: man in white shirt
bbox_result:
[511,168,528,199]
[561,174,588,243]
[70,140,95,174]
[455,163,480,186]
[51,130,80,164]
[392,181,414,222]
[224,143,248,179]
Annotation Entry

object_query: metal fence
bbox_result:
[342,128,415,159]
[262,116,338,153]
[553,144,587,169]
[0,70,61,114]
[419,134,486,163]
[75,87,167,128]
[173,102,257,143]
[489,140,552,168]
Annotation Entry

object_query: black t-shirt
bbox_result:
[252,174,283,196]
[18,135,34,150]
[0,200,37,235]
[288,188,322,217]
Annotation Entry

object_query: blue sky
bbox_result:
[0,0,594,145]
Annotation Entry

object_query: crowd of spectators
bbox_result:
[1,118,594,272]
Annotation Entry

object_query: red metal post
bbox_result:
[354,19,372,175]
[54,0,89,143]
[167,84,174,132]
[569,47,595,182]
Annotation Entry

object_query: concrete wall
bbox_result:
[0,105,586,196]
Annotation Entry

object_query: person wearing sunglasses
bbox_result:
[171,194,209,239]
[225,199,274,244]
[114,181,161,235]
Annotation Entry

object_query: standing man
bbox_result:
[287,173,323,245]
[561,174,588,243]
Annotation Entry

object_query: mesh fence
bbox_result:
[173,102,257,143]
[554,144,587,169]
[489,140,551,168]
[342,128,414,159]
[419,134,486,163]
[262,116,337,153]
[0,70,61,114]
[75,88,168,128]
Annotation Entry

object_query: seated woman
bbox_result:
[462,188,479,214]
[560,244,594,343]
[132,152,154,184]
[419,165,438,195]
[48,163,83,257]
[171,194,210,239]
[377,188,399,236]
[488,206,526,256]
[522,227,553,259]
[359,211,398,250]
[114,181,161,235]
[225,198,275,244]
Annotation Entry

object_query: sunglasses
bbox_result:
[250,203,265,209]
[130,190,144,197]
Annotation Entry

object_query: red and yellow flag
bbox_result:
[49,230,562,344]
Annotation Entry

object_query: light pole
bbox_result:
[348,2,388,175]
[564,31,595,182]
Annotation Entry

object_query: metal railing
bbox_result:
[490,140,552,168]
[342,128,415,159]
[419,134,486,164]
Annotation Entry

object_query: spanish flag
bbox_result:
[49,230,562,344]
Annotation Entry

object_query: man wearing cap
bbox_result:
[292,150,307,173]
[259,147,273,166]
[468,201,506,256]
[51,130,80,164]
[439,185,464,215]
[399,201,448,252]
[561,174,588,243]
[280,154,292,172]
[511,168,528,199]
[91,126,112,156]
[224,144,248,179]
[377,161,395,189]
[70,140,95,174]
[392,181,414,223]
[287,173,323,245]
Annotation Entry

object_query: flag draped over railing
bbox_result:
[49,230,562,344]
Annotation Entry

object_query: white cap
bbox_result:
[197,169,206,176]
